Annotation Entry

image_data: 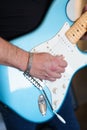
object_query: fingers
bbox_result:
[82,4,87,13]
[46,73,62,81]
[41,55,67,81]
[56,55,67,67]
[81,33,87,40]
[81,5,87,40]
[30,53,67,81]
[39,73,62,82]
[50,55,67,73]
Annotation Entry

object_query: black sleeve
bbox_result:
[0,0,53,40]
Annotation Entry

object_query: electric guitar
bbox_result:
[0,0,87,123]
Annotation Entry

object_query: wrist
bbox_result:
[24,52,34,76]
[16,49,29,72]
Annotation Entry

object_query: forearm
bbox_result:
[0,37,29,71]
[0,37,67,81]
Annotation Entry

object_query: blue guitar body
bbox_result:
[0,0,87,123]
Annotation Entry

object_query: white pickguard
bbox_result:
[30,22,87,110]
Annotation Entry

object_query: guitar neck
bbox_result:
[66,11,87,44]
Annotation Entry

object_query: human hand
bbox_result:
[81,4,87,40]
[29,53,67,81]
[82,4,87,13]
